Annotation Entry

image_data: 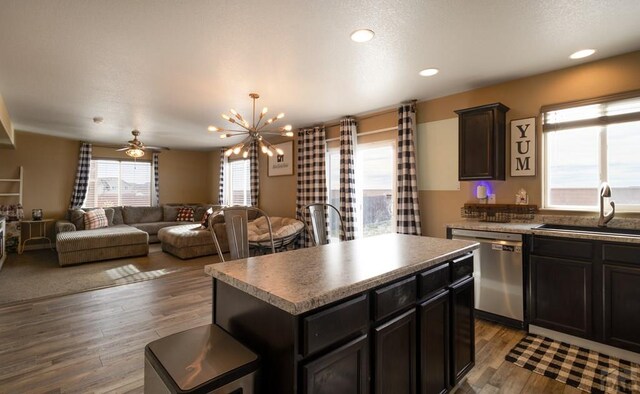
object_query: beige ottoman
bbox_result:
[56,225,149,266]
[158,224,229,260]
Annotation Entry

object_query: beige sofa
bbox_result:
[55,204,221,266]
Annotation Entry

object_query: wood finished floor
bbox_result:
[0,269,581,394]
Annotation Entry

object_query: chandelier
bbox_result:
[208,93,294,158]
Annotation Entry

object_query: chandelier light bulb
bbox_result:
[220,134,227,139]
[277,113,285,119]
[266,149,274,157]
[276,148,284,155]
[242,150,249,158]
[230,109,237,115]
[222,114,230,121]
[283,124,292,131]
[285,131,294,137]
[207,125,218,132]
[262,107,268,115]
[225,148,233,156]
[233,146,242,154]
[261,145,268,154]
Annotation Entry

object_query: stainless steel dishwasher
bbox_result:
[450,229,524,327]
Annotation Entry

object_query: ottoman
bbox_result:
[56,225,149,266]
[158,224,229,260]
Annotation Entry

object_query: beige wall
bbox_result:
[416,50,640,237]
[256,50,640,238]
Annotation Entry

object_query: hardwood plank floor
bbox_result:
[0,269,578,393]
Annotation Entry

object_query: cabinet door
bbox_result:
[450,276,474,386]
[603,263,640,352]
[418,290,450,394]
[530,255,592,338]
[374,309,416,394]
[458,110,494,180]
[302,335,369,394]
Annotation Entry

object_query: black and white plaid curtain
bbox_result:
[69,142,92,209]
[339,118,357,240]
[397,103,422,235]
[296,126,327,248]
[152,153,160,206]
[218,148,226,205]
[249,140,259,207]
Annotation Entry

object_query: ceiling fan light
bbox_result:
[126,148,145,158]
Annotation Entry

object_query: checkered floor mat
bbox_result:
[505,334,640,393]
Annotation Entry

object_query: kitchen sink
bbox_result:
[535,223,640,237]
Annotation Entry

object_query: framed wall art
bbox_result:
[268,141,294,176]
[510,117,536,177]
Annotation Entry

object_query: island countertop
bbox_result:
[205,233,478,315]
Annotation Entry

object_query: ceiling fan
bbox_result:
[116,130,169,158]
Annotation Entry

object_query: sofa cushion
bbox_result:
[131,221,184,235]
[56,225,148,253]
[248,216,304,242]
[84,208,109,230]
[123,206,163,224]
[163,205,180,221]
[112,206,124,225]
[158,224,212,248]
[176,207,195,222]
[69,209,86,230]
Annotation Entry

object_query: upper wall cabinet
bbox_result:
[455,103,509,181]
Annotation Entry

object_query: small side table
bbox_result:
[19,219,55,254]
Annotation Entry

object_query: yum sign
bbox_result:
[510,117,536,176]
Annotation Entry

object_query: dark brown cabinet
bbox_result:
[530,255,592,338]
[374,309,416,394]
[455,103,509,181]
[303,335,370,394]
[530,235,640,354]
[603,263,640,352]
[450,276,475,385]
[418,290,450,394]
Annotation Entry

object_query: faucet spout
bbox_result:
[598,182,615,227]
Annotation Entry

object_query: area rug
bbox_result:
[506,334,640,393]
[0,244,220,306]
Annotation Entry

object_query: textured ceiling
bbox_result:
[0,0,639,150]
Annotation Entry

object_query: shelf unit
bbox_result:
[0,166,23,204]
[1,166,24,253]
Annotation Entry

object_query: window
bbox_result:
[83,159,152,207]
[226,159,251,206]
[326,139,396,238]
[543,93,640,210]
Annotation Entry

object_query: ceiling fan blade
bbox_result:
[115,147,129,151]
[144,146,171,151]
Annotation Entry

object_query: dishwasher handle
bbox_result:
[451,235,523,253]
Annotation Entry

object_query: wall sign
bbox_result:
[268,141,294,176]
[510,117,536,177]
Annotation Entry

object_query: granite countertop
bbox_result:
[205,233,478,315]
[447,216,640,244]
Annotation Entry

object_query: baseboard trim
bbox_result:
[529,325,640,364]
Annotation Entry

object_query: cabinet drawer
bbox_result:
[602,243,640,265]
[532,236,593,260]
[302,294,369,357]
[450,254,473,283]
[418,263,450,299]
[373,276,417,322]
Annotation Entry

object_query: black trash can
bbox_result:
[144,324,260,394]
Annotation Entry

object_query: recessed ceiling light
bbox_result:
[569,49,596,59]
[419,68,439,77]
[350,29,375,43]
[92,116,104,124]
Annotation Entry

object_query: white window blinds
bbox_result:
[83,159,152,208]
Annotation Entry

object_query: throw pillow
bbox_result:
[103,208,115,226]
[69,209,86,230]
[84,208,109,230]
[200,207,214,229]
[176,207,195,222]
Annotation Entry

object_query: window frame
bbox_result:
[225,158,251,206]
[541,90,640,212]
[83,158,153,208]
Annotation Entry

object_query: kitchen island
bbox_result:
[205,233,479,394]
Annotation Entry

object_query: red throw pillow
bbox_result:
[200,207,214,229]
[176,207,195,222]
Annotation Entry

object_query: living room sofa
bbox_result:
[55,204,223,266]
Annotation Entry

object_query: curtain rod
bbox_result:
[325,126,397,143]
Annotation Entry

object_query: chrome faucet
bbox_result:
[598,182,615,227]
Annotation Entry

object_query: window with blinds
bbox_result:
[83,159,152,208]
[226,159,250,206]
[542,91,640,210]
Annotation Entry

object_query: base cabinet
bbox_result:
[418,290,450,394]
[450,277,475,385]
[374,310,416,394]
[603,263,640,352]
[303,335,370,394]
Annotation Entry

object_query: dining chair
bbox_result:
[301,203,346,246]
[208,206,275,262]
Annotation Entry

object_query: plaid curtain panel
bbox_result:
[249,140,259,207]
[69,142,92,209]
[339,117,357,240]
[152,153,160,206]
[296,126,327,248]
[396,103,422,235]
[218,148,226,205]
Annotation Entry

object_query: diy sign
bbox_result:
[510,117,536,177]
